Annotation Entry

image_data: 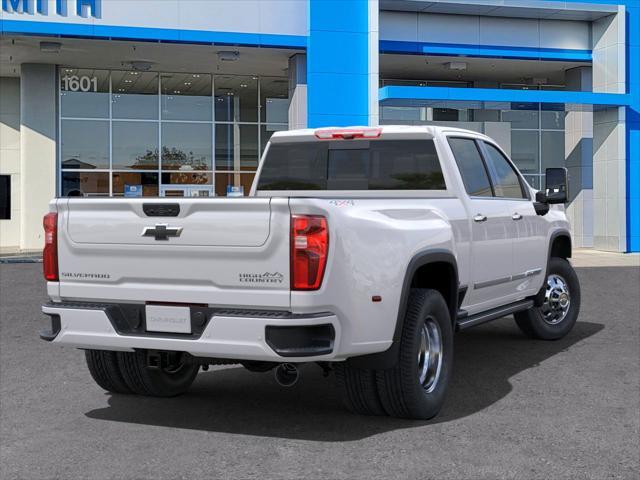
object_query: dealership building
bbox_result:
[0,0,638,253]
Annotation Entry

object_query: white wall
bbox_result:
[20,64,57,252]
[0,77,21,252]
[380,11,591,51]
[1,0,307,37]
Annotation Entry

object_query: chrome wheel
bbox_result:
[541,274,571,325]
[417,317,443,393]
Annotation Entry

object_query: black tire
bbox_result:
[376,289,453,420]
[117,350,199,397]
[335,363,386,416]
[84,350,132,394]
[515,257,581,340]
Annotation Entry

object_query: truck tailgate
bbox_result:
[55,198,291,308]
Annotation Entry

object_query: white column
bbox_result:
[20,64,57,252]
[565,67,593,248]
[591,7,627,251]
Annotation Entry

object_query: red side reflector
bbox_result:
[290,215,329,291]
[315,128,382,140]
[43,212,58,281]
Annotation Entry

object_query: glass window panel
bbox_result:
[161,172,212,184]
[215,172,256,197]
[433,108,460,121]
[60,68,109,118]
[502,104,539,129]
[112,121,158,170]
[482,142,525,199]
[447,138,493,197]
[60,120,109,169]
[215,124,259,170]
[160,173,213,197]
[260,124,288,154]
[523,175,541,190]
[260,77,289,123]
[511,130,540,174]
[161,123,212,171]
[541,104,566,129]
[61,172,109,197]
[214,75,258,122]
[161,73,212,121]
[381,106,425,122]
[542,131,566,171]
[111,71,158,120]
[112,172,159,197]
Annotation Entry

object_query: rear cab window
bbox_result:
[257,140,446,191]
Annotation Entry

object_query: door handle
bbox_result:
[473,214,487,223]
[512,213,523,221]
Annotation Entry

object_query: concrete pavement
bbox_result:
[0,262,638,479]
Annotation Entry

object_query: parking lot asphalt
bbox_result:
[1,262,638,480]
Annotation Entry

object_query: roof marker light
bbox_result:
[314,128,382,140]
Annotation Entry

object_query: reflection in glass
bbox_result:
[482,142,525,198]
[260,77,289,123]
[60,68,110,118]
[161,73,212,121]
[541,104,566,129]
[214,75,258,122]
[502,105,539,129]
[523,175,541,189]
[511,130,540,174]
[61,120,109,169]
[161,123,212,171]
[215,172,255,197]
[112,172,159,197]
[448,138,493,197]
[215,124,259,170]
[161,172,212,185]
[111,71,158,120]
[61,172,109,197]
[542,131,565,171]
[112,121,158,170]
[380,106,425,122]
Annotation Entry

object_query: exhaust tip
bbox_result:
[274,363,299,387]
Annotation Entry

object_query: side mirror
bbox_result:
[544,167,568,204]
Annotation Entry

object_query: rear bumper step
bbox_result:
[41,302,340,362]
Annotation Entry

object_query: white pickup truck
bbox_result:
[41,126,580,420]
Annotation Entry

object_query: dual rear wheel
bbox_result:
[84,349,199,397]
[337,257,581,420]
[336,289,454,420]
[85,258,580,418]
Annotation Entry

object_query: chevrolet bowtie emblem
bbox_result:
[141,224,183,241]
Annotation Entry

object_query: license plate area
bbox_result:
[145,305,192,334]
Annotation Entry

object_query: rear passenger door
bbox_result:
[448,137,516,312]
[479,141,547,297]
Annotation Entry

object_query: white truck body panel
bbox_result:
[43,125,571,362]
[54,197,291,308]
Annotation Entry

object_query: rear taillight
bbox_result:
[43,212,58,281]
[290,215,329,291]
[314,127,382,140]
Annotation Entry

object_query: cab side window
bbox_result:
[482,142,526,199]
[448,138,493,197]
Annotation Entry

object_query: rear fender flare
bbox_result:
[347,249,458,370]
